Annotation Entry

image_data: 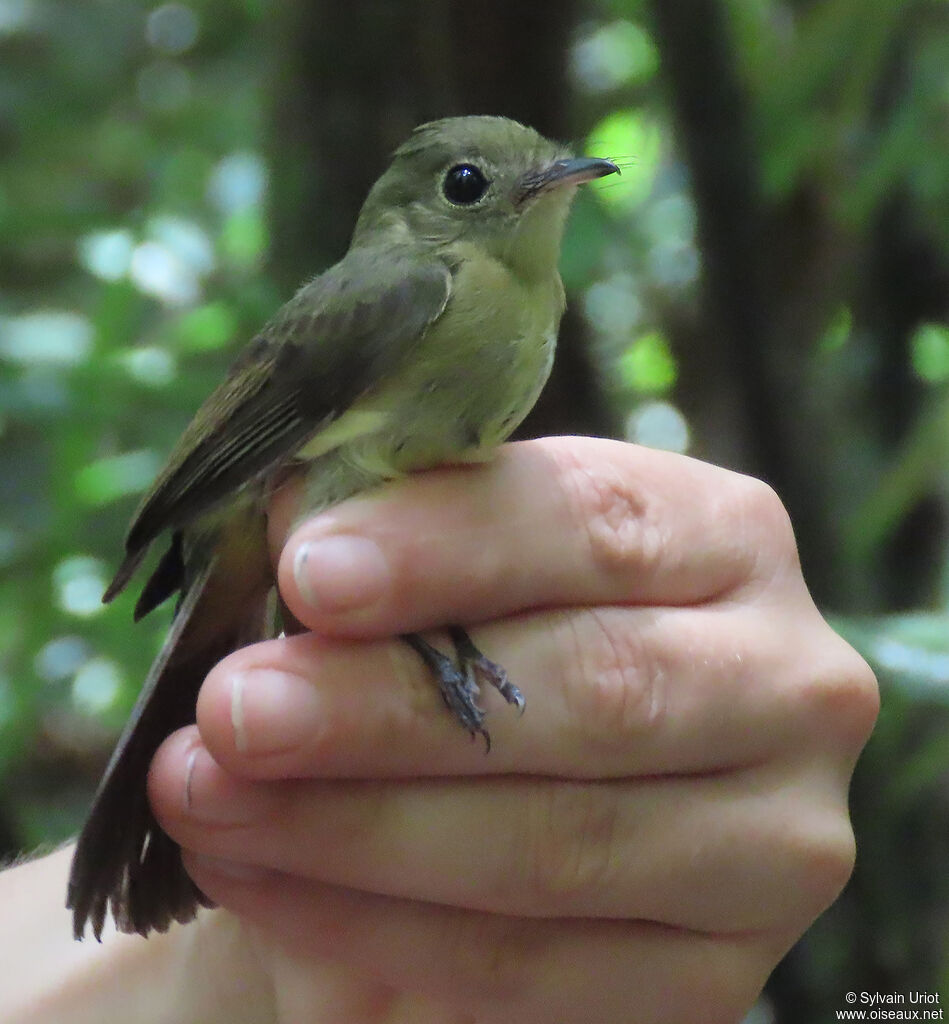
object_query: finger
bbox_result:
[193,602,874,780]
[272,436,804,639]
[182,859,781,1024]
[150,729,854,935]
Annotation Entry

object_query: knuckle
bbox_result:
[558,457,666,580]
[807,815,857,912]
[726,474,799,581]
[794,639,880,752]
[783,798,857,923]
[556,609,667,750]
[524,779,623,910]
[724,779,857,933]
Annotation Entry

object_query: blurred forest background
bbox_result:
[1,0,947,1020]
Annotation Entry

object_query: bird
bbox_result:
[67,114,619,940]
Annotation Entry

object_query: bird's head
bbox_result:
[352,115,619,281]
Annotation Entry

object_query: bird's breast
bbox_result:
[390,259,562,462]
[309,256,564,485]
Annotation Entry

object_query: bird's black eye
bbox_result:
[443,163,489,205]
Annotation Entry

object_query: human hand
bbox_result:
[148,436,878,1024]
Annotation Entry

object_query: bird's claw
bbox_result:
[402,627,525,751]
[447,625,525,712]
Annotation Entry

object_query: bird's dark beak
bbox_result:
[515,156,620,204]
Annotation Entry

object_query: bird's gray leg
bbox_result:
[401,632,490,749]
[401,628,525,752]
[448,626,525,711]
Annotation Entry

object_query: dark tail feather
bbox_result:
[68,554,272,940]
[102,546,148,605]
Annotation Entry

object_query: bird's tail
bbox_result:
[68,520,273,940]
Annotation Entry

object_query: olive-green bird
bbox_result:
[67,115,619,940]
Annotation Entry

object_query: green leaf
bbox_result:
[819,305,852,353]
[911,322,949,384]
[175,301,239,352]
[618,331,677,394]
[74,450,162,506]
[219,208,268,268]
[587,109,662,211]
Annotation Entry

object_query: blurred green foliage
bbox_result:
[0,0,277,786]
[2,1,949,1020]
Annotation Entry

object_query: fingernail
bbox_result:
[184,748,198,809]
[229,669,321,757]
[231,672,248,753]
[293,534,390,612]
[182,745,266,826]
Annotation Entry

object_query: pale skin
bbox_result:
[1,437,878,1024]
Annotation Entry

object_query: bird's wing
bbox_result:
[105,251,451,599]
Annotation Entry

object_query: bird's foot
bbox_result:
[448,626,525,712]
[402,628,525,751]
[401,631,488,746]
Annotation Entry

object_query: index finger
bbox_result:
[272,436,804,639]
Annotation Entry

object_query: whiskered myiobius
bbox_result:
[68,115,619,940]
